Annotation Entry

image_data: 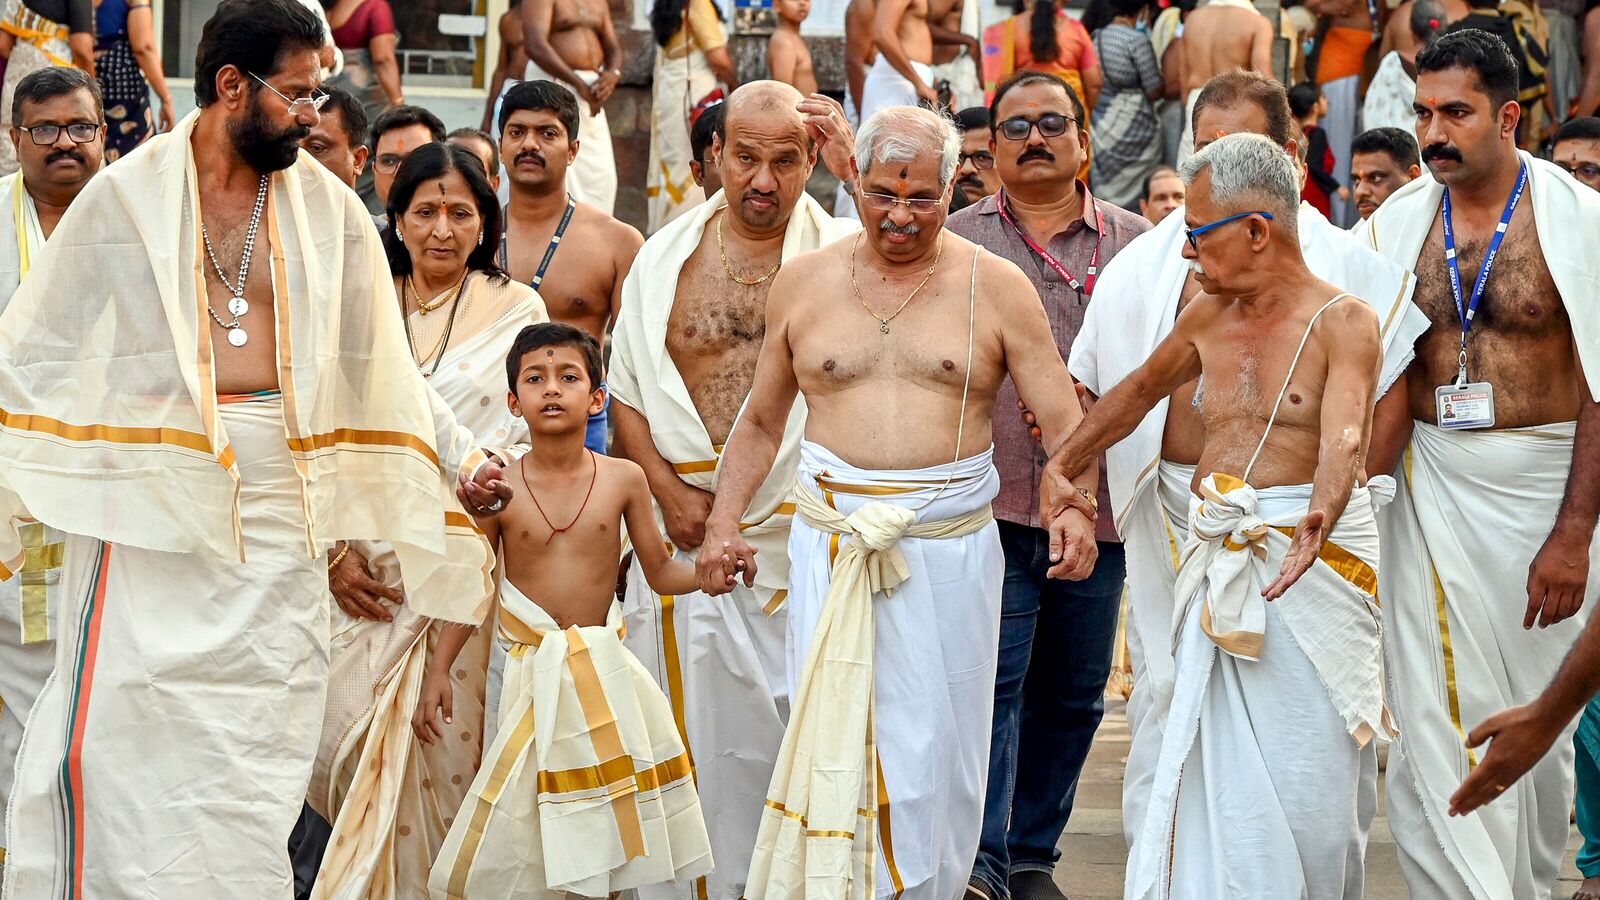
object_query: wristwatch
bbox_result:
[1065,485,1098,520]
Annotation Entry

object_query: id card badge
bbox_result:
[1436,381,1496,430]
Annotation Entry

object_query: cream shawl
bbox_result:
[0,112,492,625]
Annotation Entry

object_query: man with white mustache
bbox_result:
[1065,68,1427,857]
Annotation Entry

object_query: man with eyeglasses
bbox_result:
[368,104,446,215]
[1066,68,1423,863]
[952,105,998,205]
[1553,116,1600,191]
[0,2,511,895]
[942,69,1147,900]
[1046,130,1392,900]
[0,62,103,881]
[697,102,1098,900]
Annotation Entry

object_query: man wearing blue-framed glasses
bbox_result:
[1048,131,1392,898]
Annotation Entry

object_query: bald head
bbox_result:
[720,80,807,142]
[715,80,818,233]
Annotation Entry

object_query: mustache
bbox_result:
[515,151,546,167]
[1188,260,1206,277]
[879,218,920,235]
[45,149,84,166]
[1018,147,1055,164]
[957,174,985,187]
[1421,143,1463,164]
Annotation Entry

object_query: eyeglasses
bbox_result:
[959,150,994,170]
[860,191,945,214]
[374,152,410,175]
[1184,210,1274,252]
[250,73,329,114]
[1556,161,1600,182]
[997,114,1076,142]
[17,122,100,145]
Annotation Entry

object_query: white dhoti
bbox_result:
[1382,423,1597,900]
[860,57,932,125]
[930,50,984,112]
[430,580,711,898]
[4,396,330,897]
[745,441,1002,900]
[647,49,717,233]
[1176,87,1202,165]
[1126,474,1390,900]
[524,61,616,215]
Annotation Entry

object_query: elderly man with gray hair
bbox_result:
[698,103,1097,900]
[1044,131,1392,899]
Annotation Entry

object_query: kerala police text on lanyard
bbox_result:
[1442,161,1527,384]
[996,189,1105,299]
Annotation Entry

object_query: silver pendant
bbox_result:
[228,296,249,317]
[879,321,890,334]
[227,327,249,348]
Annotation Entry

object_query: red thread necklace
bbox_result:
[522,448,598,544]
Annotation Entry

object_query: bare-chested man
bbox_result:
[483,0,530,134]
[1354,29,1600,900]
[521,0,620,212]
[1051,132,1389,899]
[698,104,1096,900]
[928,0,984,110]
[865,0,937,116]
[607,81,861,900]
[844,0,879,121]
[0,2,509,895]
[1171,0,1274,161]
[498,80,641,454]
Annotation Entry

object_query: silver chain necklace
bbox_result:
[200,174,269,348]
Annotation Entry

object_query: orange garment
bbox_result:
[1316,25,1373,84]
[982,10,1096,178]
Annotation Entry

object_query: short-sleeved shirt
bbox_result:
[665,0,728,59]
[946,184,1151,541]
[330,0,397,51]
[21,0,92,33]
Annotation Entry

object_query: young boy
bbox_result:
[767,0,818,97]
[418,323,712,898]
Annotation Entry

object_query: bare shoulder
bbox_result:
[1319,290,1381,342]
[573,204,645,259]
[597,452,650,494]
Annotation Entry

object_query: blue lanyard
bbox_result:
[499,194,576,291]
[1441,161,1527,381]
[1368,0,1380,37]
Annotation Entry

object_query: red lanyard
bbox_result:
[995,189,1105,298]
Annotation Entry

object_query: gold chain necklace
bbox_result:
[717,215,782,285]
[849,233,944,334]
[407,271,467,315]
[404,272,471,371]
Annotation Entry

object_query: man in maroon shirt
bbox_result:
[946,69,1149,900]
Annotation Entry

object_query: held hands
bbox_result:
[1263,509,1327,600]
[1039,459,1098,580]
[328,543,402,622]
[458,459,514,520]
[660,481,717,552]
[411,667,455,745]
[1524,524,1590,629]
[1448,701,1563,816]
[694,520,758,596]
[797,93,857,185]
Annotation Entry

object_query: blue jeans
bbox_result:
[971,522,1126,898]
[585,381,610,454]
[1576,694,1600,877]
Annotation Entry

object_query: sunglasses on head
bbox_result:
[997,114,1076,142]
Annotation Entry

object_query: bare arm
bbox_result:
[369,33,404,106]
[1525,347,1600,628]
[928,20,980,55]
[610,400,716,551]
[606,224,645,336]
[483,15,521,131]
[1081,61,1103,113]
[1161,38,1184,100]
[522,0,592,98]
[68,31,93,76]
[591,5,626,104]
[1365,372,1412,478]
[125,4,174,131]
[622,463,700,595]
[412,621,478,743]
[1579,7,1600,117]
[1263,301,1379,600]
[1250,14,1275,76]
[707,45,737,86]
[874,0,934,99]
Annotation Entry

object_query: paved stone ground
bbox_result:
[1051,700,1589,899]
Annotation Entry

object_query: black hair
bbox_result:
[989,69,1085,128]
[12,65,102,125]
[505,322,603,392]
[498,79,580,140]
[382,142,509,282]
[1352,126,1421,168]
[691,101,722,162]
[194,0,325,108]
[650,0,724,48]
[953,105,990,133]
[1141,165,1180,200]
[1081,0,1145,33]
[1416,28,1520,110]
[369,104,447,152]
[1411,0,1446,43]
[448,126,501,176]
[1017,0,1062,63]
[317,85,369,150]
[1555,116,1600,144]
[1287,81,1322,119]
[1190,69,1296,147]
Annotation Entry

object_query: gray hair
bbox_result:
[854,105,961,190]
[1179,133,1300,240]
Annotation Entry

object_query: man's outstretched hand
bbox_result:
[1449,702,1566,816]
[1263,509,1327,600]
[695,520,758,595]
[458,459,514,519]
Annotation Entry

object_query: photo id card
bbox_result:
[1435,382,1496,431]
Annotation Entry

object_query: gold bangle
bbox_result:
[328,542,350,570]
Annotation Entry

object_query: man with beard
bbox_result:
[0,2,510,895]
[1354,29,1600,900]
[608,81,860,900]
[499,79,642,454]
[953,105,999,204]
[699,103,1098,900]
[0,62,103,875]
[945,70,1148,900]
[1067,68,1425,859]
[1349,126,1421,221]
